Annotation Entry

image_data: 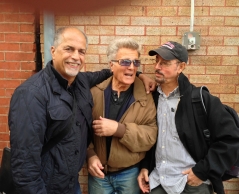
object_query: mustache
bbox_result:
[66,61,81,66]
[155,70,164,76]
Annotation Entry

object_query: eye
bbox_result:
[64,47,73,52]
[79,49,86,55]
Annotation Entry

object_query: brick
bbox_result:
[208,46,238,55]
[0,80,21,88]
[140,56,156,65]
[5,52,35,61]
[0,33,4,42]
[210,27,239,36]
[70,16,99,25]
[18,14,35,23]
[162,17,190,26]
[0,89,5,96]
[222,56,239,65]
[20,43,35,52]
[224,37,239,46]
[0,61,21,70]
[131,17,160,25]
[0,52,4,61]
[131,0,161,6]
[6,88,15,97]
[87,36,99,44]
[85,26,114,35]
[210,7,239,16]
[225,17,239,26]
[115,6,145,16]
[221,75,239,84]
[187,46,207,56]
[191,56,222,66]
[179,7,210,16]
[146,27,176,35]
[129,36,161,46]
[183,66,206,74]
[221,94,239,103]
[0,43,20,51]
[85,63,109,71]
[195,0,225,6]
[0,140,9,147]
[100,16,130,25]
[204,84,235,94]
[147,7,177,16]
[0,71,4,78]
[0,133,9,141]
[206,66,237,74]
[201,36,223,46]
[55,16,70,25]
[0,3,19,13]
[116,26,144,35]
[162,0,189,6]
[99,55,108,64]
[0,14,4,22]
[20,24,34,32]
[86,45,107,55]
[5,33,34,42]
[85,6,114,16]
[0,97,10,106]
[190,75,220,84]
[178,26,209,36]
[0,23,19,32]
[5,71,33,79]
[226,0,239,6]
[144,64,156,74]
[194,17,224,26]
[21,62,37,70]
[85,54,99,63]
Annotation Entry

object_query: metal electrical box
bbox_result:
[182,31,201,50]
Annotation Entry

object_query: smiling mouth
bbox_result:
[124,73,133,77]
[66,62,81,66]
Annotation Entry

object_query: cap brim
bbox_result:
[148,48,177,61]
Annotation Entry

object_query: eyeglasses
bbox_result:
[111,59,141,67]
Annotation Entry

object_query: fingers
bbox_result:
[137,169,150,193]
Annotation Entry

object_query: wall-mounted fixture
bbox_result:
[182,0,201,50]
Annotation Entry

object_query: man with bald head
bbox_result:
[9,27,114,194]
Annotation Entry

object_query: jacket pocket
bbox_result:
[48,105,72,120]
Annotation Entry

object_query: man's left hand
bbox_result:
[182,168,203,186]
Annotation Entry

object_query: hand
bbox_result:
[92,116,118,137]
[182,168,203,186]
[87,155,105,178]
[137,168,150,193]
[138,74,157,94]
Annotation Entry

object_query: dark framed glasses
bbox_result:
[111,59,141,67]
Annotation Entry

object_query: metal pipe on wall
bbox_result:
[43,11,55,67]
[190,0,194,32]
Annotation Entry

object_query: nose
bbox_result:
[155,61,161,69]
[71,50,80,60]
[128,61,135,69]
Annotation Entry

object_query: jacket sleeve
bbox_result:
[79,69,112,88]
[9,87,47,194]
[192,91,239,182]
[119,94,158,153]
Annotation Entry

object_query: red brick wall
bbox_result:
[1,0,239,193]
[0,1,36,162]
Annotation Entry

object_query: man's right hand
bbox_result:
[137,168,150,193]
[87,155,105,179]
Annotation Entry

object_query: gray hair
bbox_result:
[53,27,88,49]
[107,37,141,62]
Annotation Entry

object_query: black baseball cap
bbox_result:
[148,41,188,63]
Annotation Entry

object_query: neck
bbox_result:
[160,81,178,96]
[112,79,130,97]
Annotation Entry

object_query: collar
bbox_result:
[50,61,76,90]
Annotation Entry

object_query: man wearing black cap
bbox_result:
[137,41,239,194]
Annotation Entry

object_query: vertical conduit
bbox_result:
[34,10,42,72]
[190,0,194,32]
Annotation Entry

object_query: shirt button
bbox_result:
[162,146,165,149]
[163,161,165,163]
[76,121,81,126]
[161,176,164,179]
[162,130,165,133]
[75,150,79,155]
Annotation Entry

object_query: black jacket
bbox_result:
[9,61,111,194]
[141,73,239,194]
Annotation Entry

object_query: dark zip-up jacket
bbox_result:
[141,73,239,194]
[9,61,111,194]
